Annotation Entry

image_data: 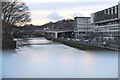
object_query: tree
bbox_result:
[2,0,31,26]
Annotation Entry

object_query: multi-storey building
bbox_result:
[74,17,93,40]
[91,2,120,50]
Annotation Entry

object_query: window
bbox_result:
[106,9,108,14]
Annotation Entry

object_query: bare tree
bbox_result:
[2,0,31,26]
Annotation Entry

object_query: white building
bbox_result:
[74,17,93,39]
[91,2,120,50]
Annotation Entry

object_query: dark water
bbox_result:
[2,37,118,78]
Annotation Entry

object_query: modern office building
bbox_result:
[91,2,120,50]
[74,17,93,39]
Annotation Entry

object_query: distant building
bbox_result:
[74,17,93,39]
[91,2,120,50]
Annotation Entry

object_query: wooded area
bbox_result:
[2,0,31,49]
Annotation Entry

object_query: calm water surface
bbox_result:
[2,37,118,78]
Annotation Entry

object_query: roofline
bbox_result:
[91,3,119,14]
[74,17,90,19]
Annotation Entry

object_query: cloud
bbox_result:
[27,2,117,11]
[30,19,51,25]
[31,14,46,19]
[24,0,119,3]
[47,12,64,21]
[72,13,84,17]
[24,0,119,25]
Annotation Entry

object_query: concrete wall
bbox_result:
[118,2,120,19]
[90,13,94,24]
[91,4,119,23]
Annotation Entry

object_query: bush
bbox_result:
[2,21,16,49]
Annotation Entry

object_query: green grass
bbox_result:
[52,38,112,51]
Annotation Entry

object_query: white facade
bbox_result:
[90,2,120,50]
[75,17,92,32]
[118,2,120,18]
[74,17,93,39]
[90,14,94,24]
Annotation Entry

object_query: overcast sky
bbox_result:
[22,0,120,25]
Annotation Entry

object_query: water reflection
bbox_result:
[2,37,118,78]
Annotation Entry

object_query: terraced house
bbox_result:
[91,2,120,50]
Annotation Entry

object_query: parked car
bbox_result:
[103,42,108,46]
[84,39,89,43]
[76,39,80,42]
[67,38,70,40]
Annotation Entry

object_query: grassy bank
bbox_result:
[50,38,112,51]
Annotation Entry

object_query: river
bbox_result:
[2,37,118,78]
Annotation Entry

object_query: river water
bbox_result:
[2,37,118,78]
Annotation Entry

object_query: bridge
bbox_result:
[13,29,75,38]
[34,29,74,38]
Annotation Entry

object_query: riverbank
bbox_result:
[47,38,112,51]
